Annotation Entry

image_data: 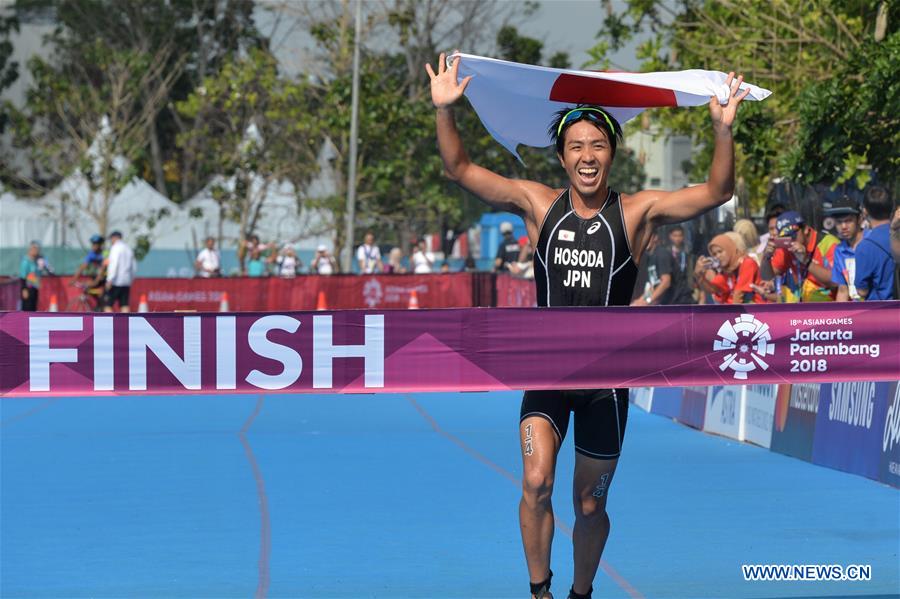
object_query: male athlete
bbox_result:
[426,53,749,599]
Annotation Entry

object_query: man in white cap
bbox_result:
[312,244,338,275]
[494,221,521,272]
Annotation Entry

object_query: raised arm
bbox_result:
[643,73,751,226]
[426,53,550,217]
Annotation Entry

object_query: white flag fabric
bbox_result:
[454,53,772,159]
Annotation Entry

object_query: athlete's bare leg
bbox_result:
[520,416,561,597]
[571,453,619,595]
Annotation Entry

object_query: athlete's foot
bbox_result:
[529,569,553,599]
[566,585,592,599]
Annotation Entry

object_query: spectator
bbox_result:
[733,219,761,264]
[665,225,695,304]
[463,255,478,273]
[631,231,671,306]
[764,211,838,302]
[494,221,521,272]
[356,231,383,274]
[694,233,765,304]
[239,233,261,273]
[854,185,896,300]
[104,231,135,312]
[439,261,451,273]
[758,204,787,279]
[411,239,435,274]
[384,247,407,274]
[271,244,301,278]
[195,236,220,278]
[19,241,51,311]
[72,234,107,308]
[311,244,338,275]
[246,247,268,277]
[825,197,866,301]
[759,203,787,254]
[508,236,535,279]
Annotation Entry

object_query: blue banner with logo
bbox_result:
[770,383,822,462]
[811,382,891,481]
[879,382,900,488]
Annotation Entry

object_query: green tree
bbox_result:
[176,49,321,266]
[6,39,180,235]
[12,0,263,200]
[786,30,898,194]
[594,0,897,209]
[0,8,18,134]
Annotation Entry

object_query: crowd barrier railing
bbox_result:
[636,382,900,488]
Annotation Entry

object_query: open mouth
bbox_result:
[576,166,599,184]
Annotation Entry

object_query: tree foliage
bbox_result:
[0,8,19,134]
[176,48,322,257]
[6,34,181,235]
[594,0,897,209]
[11,0,264,200]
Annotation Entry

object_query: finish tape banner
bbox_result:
[1,302,898,397]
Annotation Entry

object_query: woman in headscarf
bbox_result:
[693,232,766,304]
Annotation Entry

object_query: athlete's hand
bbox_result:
[426,52,472,109]
[709,72,750,132]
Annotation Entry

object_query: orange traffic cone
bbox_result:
[48,294,59,312]
[137,294,149,313]
[316,290,328,311]
[408,289,420,310]
[219,292,230,312]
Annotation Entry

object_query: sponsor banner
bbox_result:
[0,278,19,311]
[704,386,743,440]
[495,275,536,308]
[770,383,822,461]
[631,387,653,412]
[1,303,898,396]
[34,274,475,312]
[742,384,777,448]
[679,386,708,430]
[650,386,683,420]
[811,382,892,482]
[880,382,900,488]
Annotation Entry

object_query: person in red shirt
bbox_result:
[763,211,838,302]
[694,232,765,304]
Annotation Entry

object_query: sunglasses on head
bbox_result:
[557,108,616,138]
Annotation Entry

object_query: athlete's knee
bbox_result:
[575,472,614,521]
[522,468,554,506]
[575,494,610,523]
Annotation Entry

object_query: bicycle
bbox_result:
[67,280,105,312]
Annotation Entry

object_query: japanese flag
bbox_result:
[454,53,772,159]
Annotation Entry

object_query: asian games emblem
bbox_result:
[362,279,383,308]
[712,314,775,380]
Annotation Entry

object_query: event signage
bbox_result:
[1,303,898,396]
[742,384,777,448]
[880,382,900,487]
[770,383,823,461]
[704,386,743,440]
[812,382,891,481]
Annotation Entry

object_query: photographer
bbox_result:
[694,232,765,304]
[763,211,838,302]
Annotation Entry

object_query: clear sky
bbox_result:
[520,0,645,71]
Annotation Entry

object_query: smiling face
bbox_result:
[557,120,614,199]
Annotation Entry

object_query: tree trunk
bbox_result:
[149,120,168,195]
